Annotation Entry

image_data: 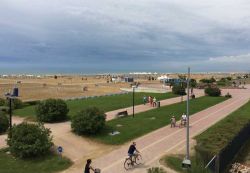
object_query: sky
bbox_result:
[1,0,250,74]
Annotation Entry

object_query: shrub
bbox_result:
[36,99,69,122]
[225,92,232,98]
[12,98,23,109]
[0,111,9,134]
[147,167,166,173]
[0,98,6,106]
[205,87,221,97]
[7,122,53,158]
[71,107,106,135]
[172,84,186,95]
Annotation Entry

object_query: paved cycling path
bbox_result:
[89,87,250,173]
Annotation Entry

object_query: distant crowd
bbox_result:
[143,95,157,107]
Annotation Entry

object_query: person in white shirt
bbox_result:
[181,113,187,126]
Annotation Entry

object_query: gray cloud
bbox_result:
[1,0,250,73]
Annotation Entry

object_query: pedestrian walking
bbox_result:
[143,95,147,105]
[153,97,157,107]
[84,159,95,173]
[170,116,176,128]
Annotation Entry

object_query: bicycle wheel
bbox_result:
[124,158,133,170]
[135,154,143,165]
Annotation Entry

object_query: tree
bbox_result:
[172,84,186,95]
[0,111,9,134]
[36,99,69,122]
[190,79,197,88]
[71,107,106,135]
[0,98,5,106]
[7,122,53,158]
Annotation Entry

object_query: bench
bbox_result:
[116,110,128,118]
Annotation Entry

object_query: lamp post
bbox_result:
[182,67,191,168]
[132,85,136,118]
[5,93,14,137]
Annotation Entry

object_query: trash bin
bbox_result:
[157,101,160,108]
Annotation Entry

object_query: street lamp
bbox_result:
[5,89,18,137]
[182,67,191,168]
[132,85,136,118]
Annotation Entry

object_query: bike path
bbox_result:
[91,88,250,173]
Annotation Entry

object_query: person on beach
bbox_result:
[84,159,95,173]
[170,116,176,128]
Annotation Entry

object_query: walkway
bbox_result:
[90,87,250,173]
[105,89,204,120]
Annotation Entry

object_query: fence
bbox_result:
[204,122,250,173]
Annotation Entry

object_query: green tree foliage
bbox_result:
[0,111,9,134]
[190,79,197,88]
[199,77,216,84]
[36,99,69,122]
[71,107,106,135]
[7,123,53,158]
[0,98,6,106]
[205,87,221,97]
[172,84,186,95]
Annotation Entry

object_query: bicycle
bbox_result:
[124,153,143,170]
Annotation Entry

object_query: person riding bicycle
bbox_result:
[128,142,140,164]
[84,159,95,173]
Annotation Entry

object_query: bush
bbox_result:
[0,111,9,134]
[71,107,106,135]
[147,167,166,173]
[172,84,186,95]
[12,98,23,109]
[7,122,53,158]
[205,87,221,97]
[225,92,232,98]
[0,98,6,106]
[36,99,69,123]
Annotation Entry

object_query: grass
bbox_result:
[0,148,72,173]
[161,155,211,173]
[195,101,250,156]
[14,92,177,118]
[90,96,227,145]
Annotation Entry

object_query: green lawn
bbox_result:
[162,155,210,173]
[14,92,177,119]
[0,148,72,173]
[91,96,227,145]
[195,101,250,156]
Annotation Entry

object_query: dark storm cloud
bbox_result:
[1,0,250,73]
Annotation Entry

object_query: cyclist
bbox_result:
[84,159,95,173]
[128,142,140,164]
[181,113,187,126]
